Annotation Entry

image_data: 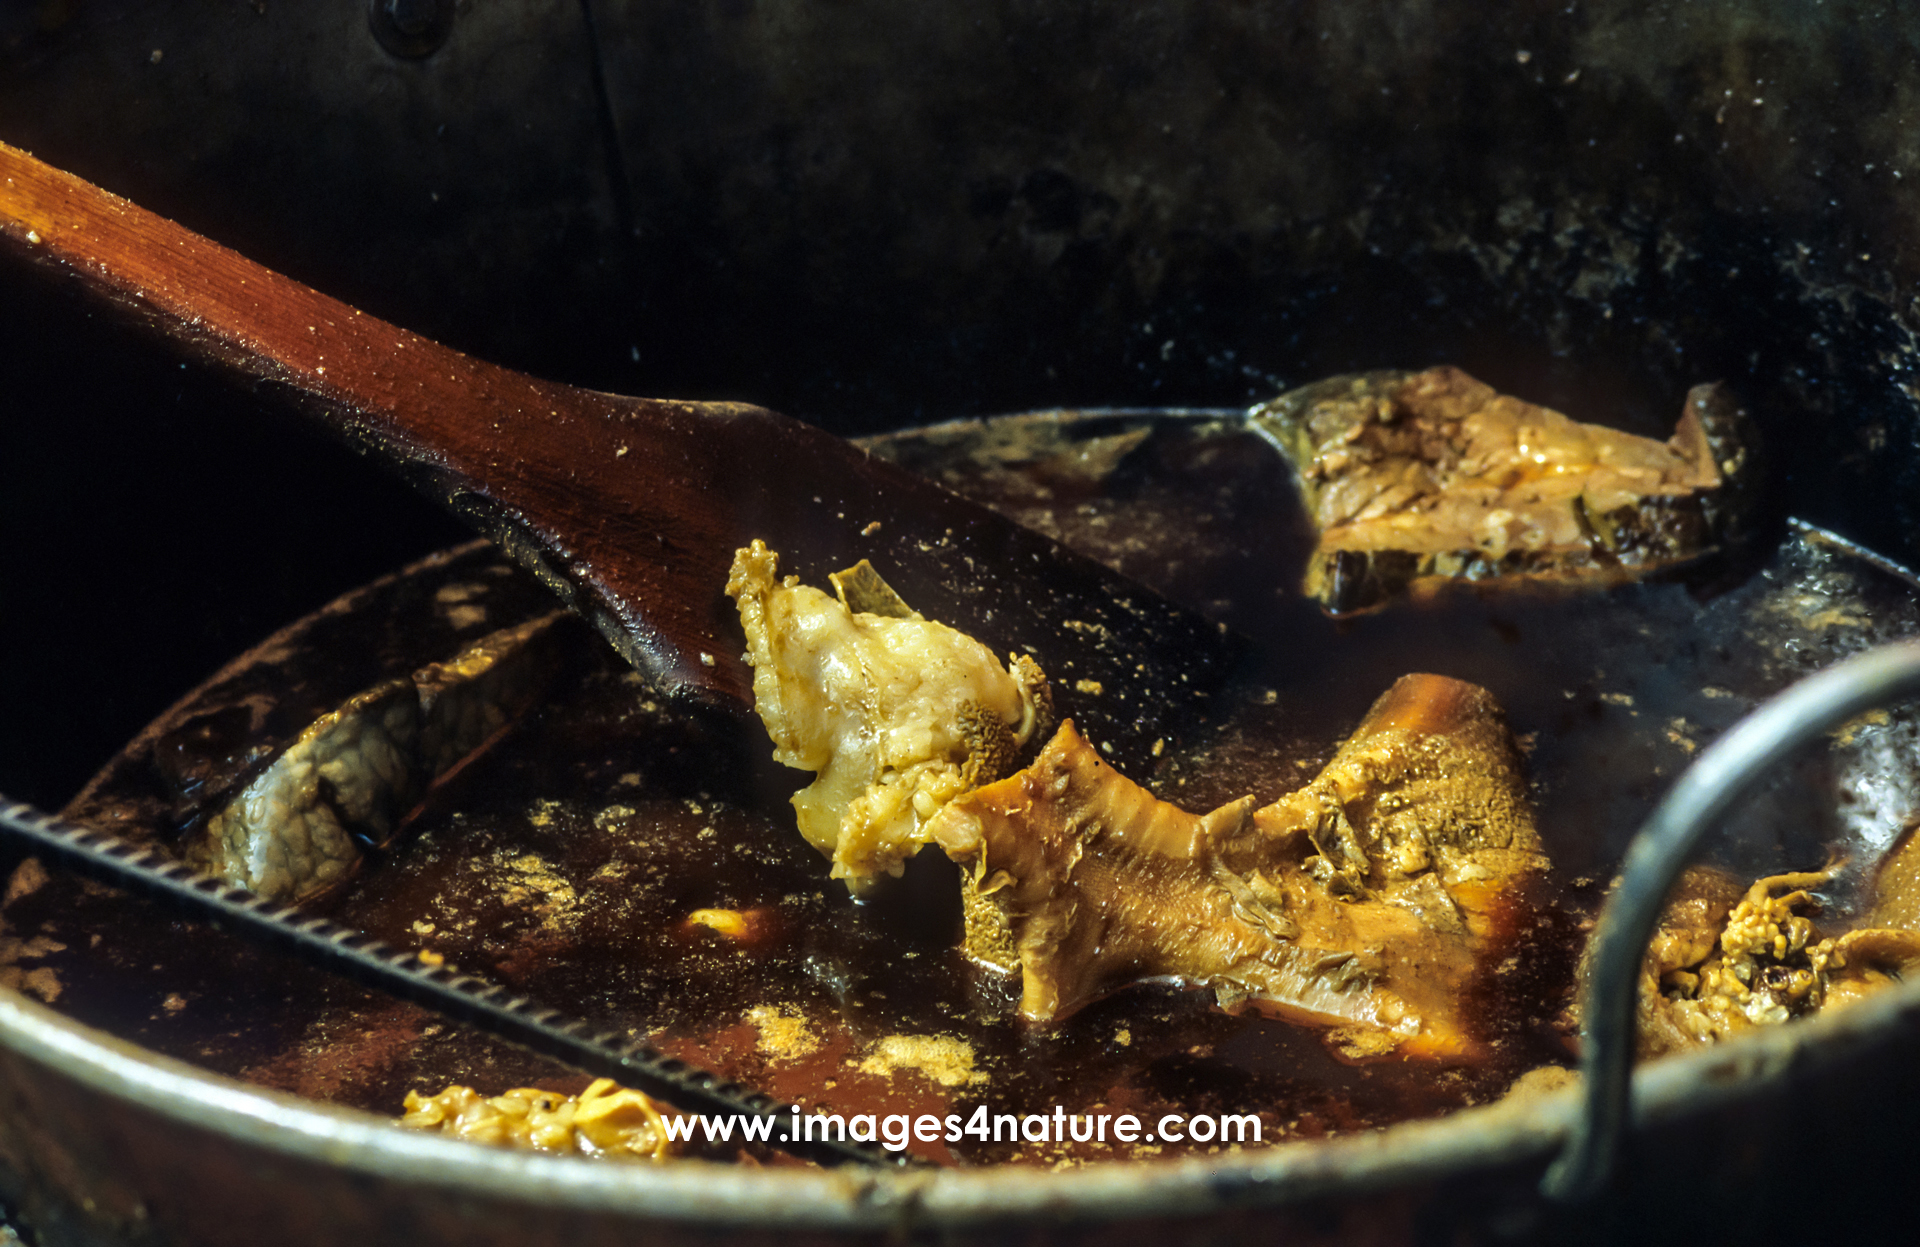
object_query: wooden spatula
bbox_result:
[0,140,1235,770]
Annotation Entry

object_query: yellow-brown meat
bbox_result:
[1252,367,1756,613]
[1626,867,1920,1057]
[928,673,1547,1060]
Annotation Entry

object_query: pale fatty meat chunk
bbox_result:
[726,540,1051,890]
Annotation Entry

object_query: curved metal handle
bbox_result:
[1542,639,1920,1201]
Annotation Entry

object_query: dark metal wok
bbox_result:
[6,2,1920,1242]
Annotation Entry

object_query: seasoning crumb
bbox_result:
[24,229,41,245]
[685,908,754,940]
[856,1034,987,1087]
[3,857,48,905]
[745,1004,821,1059]
[8,967,62,1003]
[861,521,882,536]
[1074,679,1105,695]
[1114,1027,1132,1046]
[699,652,716,666]
[417,949,445,967]
[1832,708,1891,747]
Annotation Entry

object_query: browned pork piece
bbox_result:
[1624,866,1920,1059]
[1251,367,1758,613]
[926,673,1549,1060]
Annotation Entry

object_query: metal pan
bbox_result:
[8,407,1920,1244]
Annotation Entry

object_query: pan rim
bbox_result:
[6,913,1920,1229]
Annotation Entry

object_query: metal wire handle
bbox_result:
[1542,639,1920,1201]
[0,796,908,1170]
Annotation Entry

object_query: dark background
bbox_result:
[4,2,1919,809]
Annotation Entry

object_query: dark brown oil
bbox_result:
[20,413,1920,1168]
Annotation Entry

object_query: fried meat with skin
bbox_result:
[191,612,568,904]
[927,673,1548,1059]
[726,540,1051,890]
[1251,367,1757,613]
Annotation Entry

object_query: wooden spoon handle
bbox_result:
[0,140,1240,767]
[0,140,803,705]
[0,141,528,462]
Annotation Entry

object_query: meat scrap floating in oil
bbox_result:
[1251,366,1760,614]
[1615,859,1920,1057]
[401,1078,679,1161]
[185,612,573,905]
